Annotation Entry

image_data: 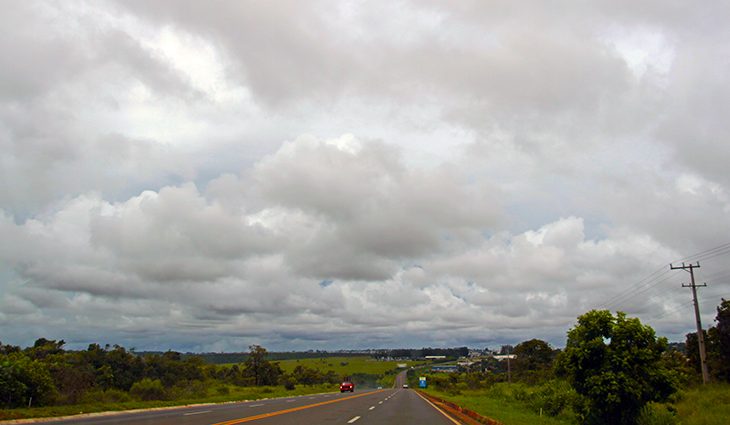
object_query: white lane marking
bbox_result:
[287,399,296,403]
[414,391,461,425]
[183,410,211,416]
[347,416,361,423]
[249,403,265,407]
[369,406,375,410]
[378,401,383,404]
[323,395,330,397]
[309,397,316,399]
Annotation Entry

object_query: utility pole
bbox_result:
[670,262,709,384]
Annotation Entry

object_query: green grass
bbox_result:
[666,383,730,425]
[216,356,424,376]
[0,383,334,421]
[420,385,574,425]
[274,356,425,376]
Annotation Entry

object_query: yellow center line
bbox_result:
[211,390,387,425]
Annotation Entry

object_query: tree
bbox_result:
[557,310,677,425]
[0,352,58,408]
[714,298,730,381]
[513,339,554,371]
[698,298,730,382]
[242,345,282,386]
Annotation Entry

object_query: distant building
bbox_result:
[431,365,459,373]
[492,354,516,361]
[425,355,446,359]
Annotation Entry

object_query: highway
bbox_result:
[33,372,460,425]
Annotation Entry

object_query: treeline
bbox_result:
[0,342,346,409]
[374,347,469,360]
[187,350,368,365]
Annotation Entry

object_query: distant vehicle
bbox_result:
[402,384,409,388]
[340,381,355,392]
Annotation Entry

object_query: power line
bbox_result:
[596,241,730,312]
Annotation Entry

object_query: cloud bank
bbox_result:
[2,1,729,351]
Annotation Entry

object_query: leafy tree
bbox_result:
[243,345,282,386]
[513,339,554,371]
[0,352,58,408]
[557,310,677,425]
[709,298,730,381]
[685,299,730,382]
[513,339,556,384]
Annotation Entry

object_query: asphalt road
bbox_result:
[34,372,459,425]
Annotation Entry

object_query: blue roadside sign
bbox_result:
[419,376,427,388]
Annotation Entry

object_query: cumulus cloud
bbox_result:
[2,1,730,351]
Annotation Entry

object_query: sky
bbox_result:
[2,0,730,352]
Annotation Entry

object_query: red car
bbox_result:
[340,381,355,392]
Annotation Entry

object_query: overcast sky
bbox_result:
[2,0,730,352]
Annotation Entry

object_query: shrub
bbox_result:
[282,378,296,390]
[79,388,131,404]
[129,378,166,401]
[530,380,576,417]
[637,403,678,425]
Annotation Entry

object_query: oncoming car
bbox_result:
[340,381,355,392]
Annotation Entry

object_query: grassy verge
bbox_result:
[0,384,334,421]
[419,384,575,425]
[640,382,730,425]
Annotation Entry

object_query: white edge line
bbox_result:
[183,410,211,416]
[414,392,461,425]
[347,416,361,423]
[249,403,265,407]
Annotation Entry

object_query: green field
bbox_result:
[218,356,425,377]
[275,356,425,375]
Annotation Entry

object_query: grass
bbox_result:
[422,381,730,425]
[222,356,426,376]
[663,382,730,425]
[0,383,334,421]
[420,384,574,425]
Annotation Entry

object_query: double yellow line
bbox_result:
[211,390,386,425]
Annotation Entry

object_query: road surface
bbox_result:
[32,372,459,425]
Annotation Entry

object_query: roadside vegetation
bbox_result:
[412,299,730,425]
[3,300,729,423]
[0,343,406,420]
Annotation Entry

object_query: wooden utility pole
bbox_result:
[670,262,709,384]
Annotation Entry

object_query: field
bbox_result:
[275,356,425,376]
[218,356,425,377]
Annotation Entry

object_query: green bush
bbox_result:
[79,388,131,404]
[637,403,678,425]
[282,378,296,390]
[129,378,166,401]
[530,380,576,417]
[168,380,207,399]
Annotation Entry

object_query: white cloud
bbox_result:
[2,1,730,350]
